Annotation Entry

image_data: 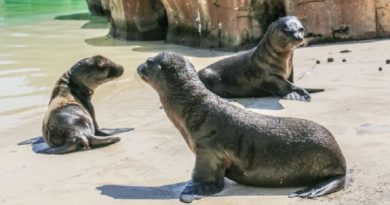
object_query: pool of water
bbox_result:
[0,0,89,128]
[0,0,227,132]
[0,0,87,26]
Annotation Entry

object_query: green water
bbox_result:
[0,0,87,26]
[0,0,90,127]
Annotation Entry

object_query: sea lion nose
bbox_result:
[295,33,304,41]
[137,64,146,75]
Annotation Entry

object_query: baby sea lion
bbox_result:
[137,52,346,203]
[39,55,133,154]
[198,16,323,102]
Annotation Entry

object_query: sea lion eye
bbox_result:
[146,58,161,71]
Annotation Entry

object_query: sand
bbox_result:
[0,19,389,205]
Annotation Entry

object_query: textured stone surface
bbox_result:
[376,0,390,37]
[161,0,285,49]
[85,0,390,48]
[285,0,390,41]
[107,0,167,41]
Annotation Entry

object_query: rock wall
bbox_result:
[107,0,167,41]
[285,0,390,41]
[161,0,285,49]
[85,0,390,49]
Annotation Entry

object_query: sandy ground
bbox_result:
[0,19,390,205]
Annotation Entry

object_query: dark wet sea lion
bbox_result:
[39,55,133,154]
[198,16,323,102]
[137,52,346,203]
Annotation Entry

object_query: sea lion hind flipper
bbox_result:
[35,142,79,154]
[283,90,311,102]
[88,135,121,147]
[304,88,325,94]
[17,136,45,145]
[288,176,346,198]
[95,128,134,136]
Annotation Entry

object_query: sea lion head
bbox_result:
[69,55,124,90]
[137,52,197,92]
[268,16,305,51]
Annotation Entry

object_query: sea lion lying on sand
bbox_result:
[137,52,346,203]
[198,16,323,102]
[26,55,133,154]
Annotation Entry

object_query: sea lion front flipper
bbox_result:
[95,128,134,136]
[288,176,346,198]
[179,150,225,203]
[263,75,311,102]
[35,142,79,154]
[283,88,311,102]
[88,135,121,147]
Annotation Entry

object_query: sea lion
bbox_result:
[198,16,323,102]
[39,55,133,154]
[137,52,346,203]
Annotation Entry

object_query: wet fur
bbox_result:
[198,16,322,102]
[138,52,346,203]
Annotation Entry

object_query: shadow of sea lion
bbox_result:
[229,97,284,110]
[18,131,133,154]
[55,13,109,29]
[18,136,51,153]
[96,179,297,200]
[84,36,230,58]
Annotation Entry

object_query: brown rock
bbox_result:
[161,0,285,49]
[376,0,390,36]
[108,0,167,41]
[285,0,390,41]
[97,0,390,49]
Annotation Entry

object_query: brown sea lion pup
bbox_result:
[39,55,133,154]
[198,16,323,102]
[137,52,346,203]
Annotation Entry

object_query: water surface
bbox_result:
[0,0,228,131]
[0,0,89,128]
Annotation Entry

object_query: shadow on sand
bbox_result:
[96,179,298,200]
[55,12,109,29]
[84,36,230,58]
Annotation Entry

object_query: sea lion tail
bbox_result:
[288,175,346,198]
[17,137,45,145]
[304,88,325,94]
